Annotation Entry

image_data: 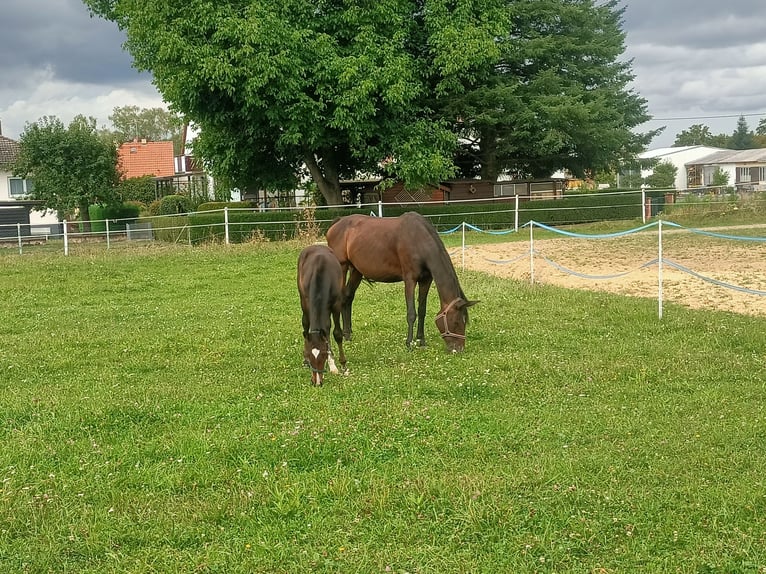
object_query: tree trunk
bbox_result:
[79,200,92,234]
[478,126,499,181]
[304,149,343,206]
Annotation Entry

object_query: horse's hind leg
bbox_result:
[332,308,347,373]
[416,278,432,347]
[341,268,363,341]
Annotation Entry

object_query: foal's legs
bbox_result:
[301,306,311,366]
[341,267,364,341]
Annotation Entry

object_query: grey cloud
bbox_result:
[0,0,143,86]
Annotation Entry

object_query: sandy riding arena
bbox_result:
[455,229,766,318]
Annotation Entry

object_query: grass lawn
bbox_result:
[1,241,765,573]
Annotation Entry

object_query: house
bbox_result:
[117,137,212,203]
[638,146,726,190]
[0,124,60,238]
[117,139,175,179]
[684,149,766,191]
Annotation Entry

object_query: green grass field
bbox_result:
[1,241,765,573]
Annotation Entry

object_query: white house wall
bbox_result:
[1,169,59,226]
[639,146,725,190]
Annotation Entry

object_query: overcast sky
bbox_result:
[1,0,764,150]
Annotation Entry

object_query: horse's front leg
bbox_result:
[404,280,417,349]
[341,267,363,341]
[416,278,432,347]
[301,307,311,367]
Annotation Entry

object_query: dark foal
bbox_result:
[297,244,347,385]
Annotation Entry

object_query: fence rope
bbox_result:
[536,254,660,281]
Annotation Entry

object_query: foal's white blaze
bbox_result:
[311,348,320,359]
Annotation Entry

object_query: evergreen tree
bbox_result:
[729,115,755,150]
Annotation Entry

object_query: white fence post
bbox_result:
[658,219,663,319]
[63,220,69,256]
[224,207,230,245]
[642,188,647,224]
[17,223,22,255]
[529,220,535,285]
[461,221,466,271]
[106,218,111,250]
[514,194,519,232]
[378,201,383,218]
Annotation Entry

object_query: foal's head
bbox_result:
[304,329,330,386]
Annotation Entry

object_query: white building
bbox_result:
[0,128,60,237]
[638,146,726,190]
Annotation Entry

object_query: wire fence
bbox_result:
[3,187,764,256]
[3,188,765,318]
[440,219,766,319]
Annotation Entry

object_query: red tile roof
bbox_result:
[117,140,175,179]
[0,135,20,168]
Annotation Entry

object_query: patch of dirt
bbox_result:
[456,232,766,317]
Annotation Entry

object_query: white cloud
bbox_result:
[1,69,165,139]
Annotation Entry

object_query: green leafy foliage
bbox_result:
[149,194,192,216]
[84,0,652,201]
[117,175,156,206]
[88,202,142,232]
[12,115,121,230]
[109,105,185,153]
[446,0,655,179]
[643,161,677,189]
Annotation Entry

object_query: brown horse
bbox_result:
[326,212,478,352]
[297,244,347,385]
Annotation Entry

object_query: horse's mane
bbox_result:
[409,212,465,299]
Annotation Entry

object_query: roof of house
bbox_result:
[0,135,20,168]
[117,139,175,179]
[638,145,727,160]
[691,148,766,165]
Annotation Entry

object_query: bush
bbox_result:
[118,176,156,205]
[149,194,192,216]
[87,203,142,232]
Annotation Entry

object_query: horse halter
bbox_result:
[435,298,466,341]
[307,329,328,373]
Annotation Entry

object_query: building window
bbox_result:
[9,177,34,198]
[737,167,751,183]
[759,167,766,182]
[493,183,525,197]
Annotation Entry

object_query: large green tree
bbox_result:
[85,0,457,204]
[13,115,121,231]
[109,105,185,153]
[729,115,755,150]
[85,0,653,201]
[443,0,655,179]
[673,124,716,147]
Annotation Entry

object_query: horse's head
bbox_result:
[435,298,479,352]
[304,330,330,386]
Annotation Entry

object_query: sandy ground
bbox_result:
[455,230,766,318]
